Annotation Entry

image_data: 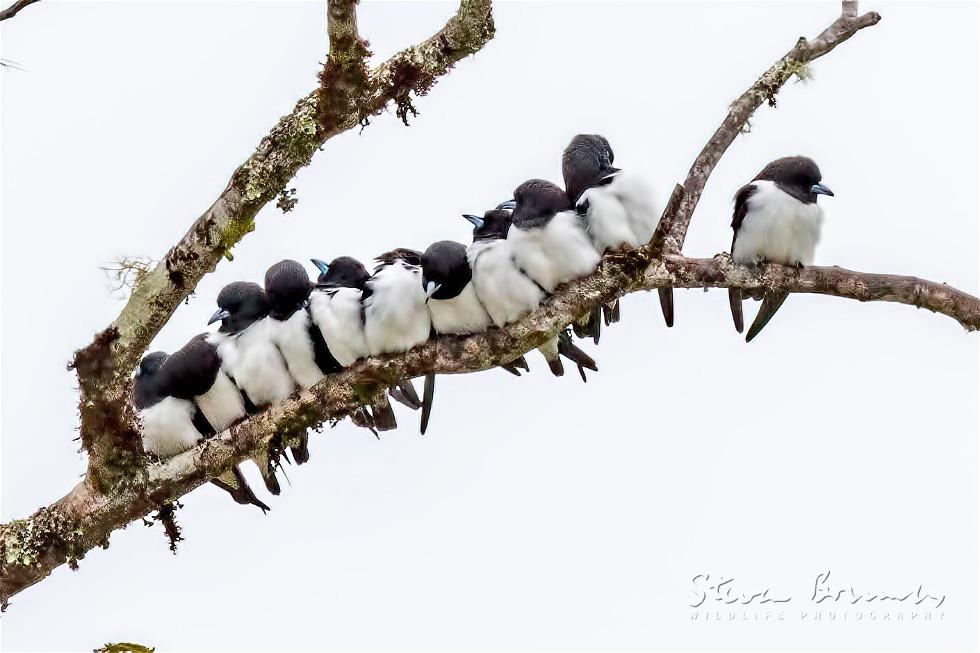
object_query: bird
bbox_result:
[263,259,345,462]
[308,256,400,432]
[207,281,297,493]
[419,240,529,433]
[561,133,667,329]
[728,155,833,342]
[465,207,596,380]
[135,349,269,512]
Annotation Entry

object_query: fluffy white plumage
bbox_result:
[309,288,369,366]
[363,261,432,356]
[508,210,601,292]
[267,309,324,390]
[427,281,492,335]
[139,397,202,459]
[194,368,246,432]
[579,171,660,251]
[733,180,824,265]
[468,239,546,327]
[208,320,295,407]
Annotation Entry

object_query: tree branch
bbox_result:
[651,3,881,255]
[0,0,38,21]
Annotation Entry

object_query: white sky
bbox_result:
[1,1,977,651]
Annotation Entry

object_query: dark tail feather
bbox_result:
[572,308,601,343]
[389,380,422,410]
[500,354,529,376]
[602,299,621,325]
[729,288,744,334]
[371,395,398,431]
[351,407,380,438]
[252,451,281,496]
[546,357,565,376]
[290,432,310,465]
[745,290,789,343]
[211,466,270,513]
[420,373,436,435]
[557,331,598,382]
[658,288,674,328]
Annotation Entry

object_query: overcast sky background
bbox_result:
[1,1,977,651]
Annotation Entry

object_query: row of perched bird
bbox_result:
[134,133,833,512]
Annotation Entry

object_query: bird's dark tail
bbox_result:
[500,355,529,376]
[388,380,422,410]
[420,373,436,435]
[572,307,602,344]
[538,336,564,376]
[659,288,674,327]
[290,432,310,465]
[252,450,281,496]
[370,395,398,432]
[211,466,270,513]
[350,406,381,438]
[745,290,789,342]
[602,299,621,325]
[558,330,598,382]
[728,288,744,334]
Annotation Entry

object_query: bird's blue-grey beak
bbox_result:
[424,281,441,302]
[496,199,517,211]
[462,214,485,229]
[311,258,330,274]
[811,182,834,197]
[208,308,231,325]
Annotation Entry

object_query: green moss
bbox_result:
[1,507,83,572]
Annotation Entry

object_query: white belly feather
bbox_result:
[208,322,295,407]
[363,262,432,356]
[309,288,368,367]
[468,239,546,327]
[140,397,202,459]
[508,211,600,292]
[428,281,492,335]
[733,180,824,266]
[580,171,660,251]
[194,368,246,433]
[268,310,324,390]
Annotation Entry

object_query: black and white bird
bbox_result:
[309,256,400,432]
[363,248,433,356]
[207,282,297,492]
[465,207,596,379]
[728,155,833,342]
[135,348,269,512]
[561,134,668,328]
[418,240,529,433]
[264,259,345,461]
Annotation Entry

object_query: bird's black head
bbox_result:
[421,240,471,301]
[561,133,620,203]
[264,259,312,320]
[135,351,170,409]
[312,256,370,289]
[463,209,512,242]
[511,179,573,226]
[755,156,833,204]
[209,281,271,334]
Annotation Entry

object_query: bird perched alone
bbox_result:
[465,207,596,379]
[263,259,343,462]
[419,239,529,433]
[207,282,296,493]
[729,155,833,342]
[562,133,666,329]
[309,256,399,432]
[135,349,269,512]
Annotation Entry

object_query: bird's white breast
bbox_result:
[580,185,635,251]
[363,262,432,356]
[468,239,546,327]
[733,180,824,266]
[509,212,600,292]
[209,321,295,407]
[428,281,492,335]
[194,368,246,433]
[139,396,202,459]
[268,310,324,390]
[608,171,660,245]
[309,288,368,367]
